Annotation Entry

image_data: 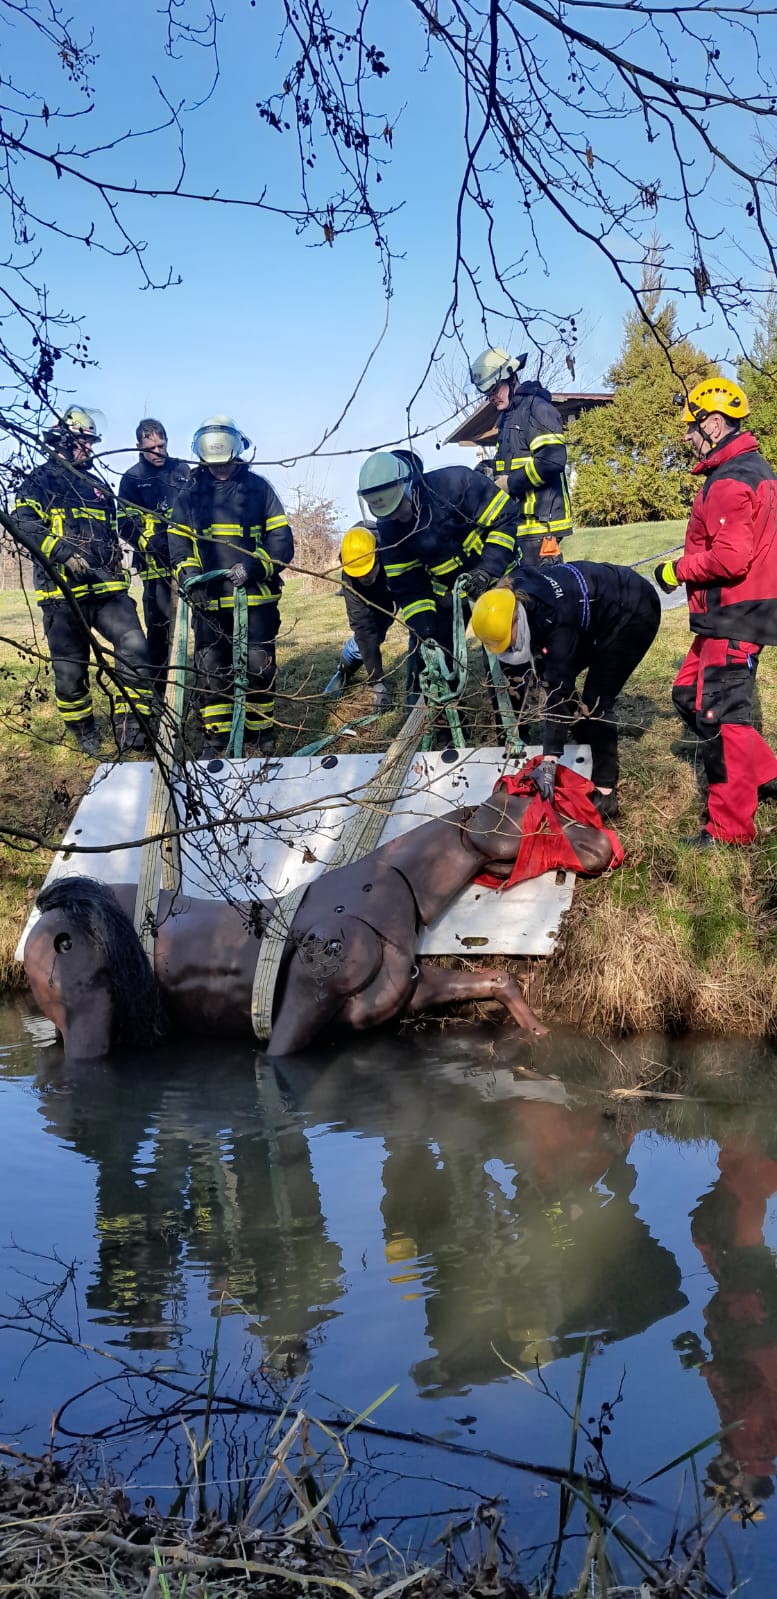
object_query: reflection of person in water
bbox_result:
[274,1050,687,1399]
[690,1137,777,1505]
[36,1050,343,1362]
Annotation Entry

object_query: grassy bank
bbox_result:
[3,522,777,1038]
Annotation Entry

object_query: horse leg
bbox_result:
[406,963,547,1037]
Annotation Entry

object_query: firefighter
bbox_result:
[470,347,573,568]
[356,451,517,659]
[12,407,154,755]
[323,525,418,711]
[655,378,777,847]
[167,416,293,758]
[118,418,190,692]
[470,563,661,819]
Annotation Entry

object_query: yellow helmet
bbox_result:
[681,378,749,423]
[341,525,377,578]
[470,587,517,655]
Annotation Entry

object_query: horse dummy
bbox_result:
[23,783,615,1061]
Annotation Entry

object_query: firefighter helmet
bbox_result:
[681,378,750,423]
[470,587,517,656]
[470,347,528,396]
[341,525,377,578]
[44,405,102,458]
[192,416,251,465]
[358,452,413,517]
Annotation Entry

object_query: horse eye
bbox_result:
[54,932,72,954]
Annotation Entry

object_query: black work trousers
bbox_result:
[193,602,279,750]
[42,594,154,730]
[142,577,173,692]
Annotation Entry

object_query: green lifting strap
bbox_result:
[133,584,190,955]
[184,571,249,759]
[419,577,469,749]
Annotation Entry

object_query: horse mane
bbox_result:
[35,876,166,1050]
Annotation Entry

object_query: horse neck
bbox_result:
[376,815,478,927]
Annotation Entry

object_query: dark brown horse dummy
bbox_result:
[23,788,613,1060]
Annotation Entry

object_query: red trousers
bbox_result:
[672,636,777,844]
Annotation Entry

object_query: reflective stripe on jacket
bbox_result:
[13,459,128,604]
[167,463,294,609]
[118,456,191,581]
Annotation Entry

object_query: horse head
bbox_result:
[24,877,165,1061]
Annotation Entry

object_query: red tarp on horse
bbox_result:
[476,756,624,892]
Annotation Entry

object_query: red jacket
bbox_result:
[676,431,777,644]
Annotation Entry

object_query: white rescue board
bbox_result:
[17,744,591,960]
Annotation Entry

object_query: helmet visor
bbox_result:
[360,480,409,517]
[192,424,242,464]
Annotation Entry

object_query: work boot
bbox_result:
[758,778,777,803]
[200,735,229,760]
[258,729,275,757]
[679,830,728,850]
[591,787,620,822]
[115,713,148,754]
[73,717,101,757]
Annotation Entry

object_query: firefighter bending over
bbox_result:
[167,416,294,758]
[12,407,154,756]
[470,347,573,569]
[356,451,517,660]
[655,378,777,848]
[118,418,190,694]
[323,526,419,713]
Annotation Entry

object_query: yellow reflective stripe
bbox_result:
[384,559,421,578]
[509,457,531,470]
[138,513,157,552]
[484,531,515,550]
[517,517,573,535]
[171,525,197,544]
[265,514,289,531]
[71,506,107,520]
[13,497,44,518]
[463,531,483,555]
[429,557,461,576]
[204,593,276,611]
[525,460,543,487]
[41,533,60,558]
[494,458,505,473]
[203,523,243,539]
[530,433,565,449]
[176,559,202,578]
[402,598,436,621]
[476,490,510,527]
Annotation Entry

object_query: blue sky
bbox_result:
[6,0,775,522]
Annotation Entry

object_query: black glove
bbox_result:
[228,562,249,588]
[461,567,492,601]
[372,681,392,714]
[531,758,557,803]
[63,551,91,579]
[654,560,680,594]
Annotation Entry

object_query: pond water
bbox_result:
[1,1001,777,1590]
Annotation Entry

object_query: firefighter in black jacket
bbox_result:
[12,407,154,755]
[323,526,419,710]
[356,452,517,655]
[470,562,660,819]
[470,347,573,568]
[118,418,190,692]
[167,416,294,758]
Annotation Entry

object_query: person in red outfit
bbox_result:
[655,377,777,846]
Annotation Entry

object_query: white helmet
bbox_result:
[358,451,413,517]
[469,347,528,396]
[192,415,251,465]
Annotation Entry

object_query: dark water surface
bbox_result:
[2,1001,777,1588]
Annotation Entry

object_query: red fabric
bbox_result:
[476,756,624,891]
[676,432,777,642]
[674,636,777,843]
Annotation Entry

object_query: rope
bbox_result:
[250,700,428,1042]
[133,583,190,954]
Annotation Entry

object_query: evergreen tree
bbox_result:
[739,295,777,469]
[568,274,714,526]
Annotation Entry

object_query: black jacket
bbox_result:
[118,455,191,582]
[13,458,127,604]
[508,561,655,755]
[343,562,398,682]
[376,464,516,640]
[496,381,573,539]
[168,464,294,612]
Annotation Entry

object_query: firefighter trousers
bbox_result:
[672,635,777,844]
[193,603,279,750]
[41,594,154,731]
[141,576,173,693]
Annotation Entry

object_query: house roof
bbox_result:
[446,391,613,448]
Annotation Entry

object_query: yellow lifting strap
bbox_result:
[250,700,427,1042]
[133,587,189,956]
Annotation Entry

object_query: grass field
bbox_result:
[3,522,777,1038]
